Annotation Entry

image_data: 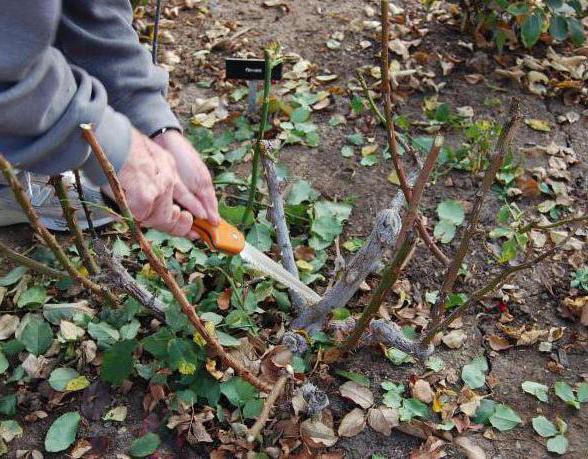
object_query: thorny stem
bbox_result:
[242,48,274,226]
[421,241,560,346]
[519,214,588,234]
[81,125,272,393]
[51,175,99,275]
[0,154,119,305]
[247,374,288,442]
[0,240,67,279]
[380,0,449,266]
[152,0,163,65]
[339,136,440,351]
[429,99,522,323]
[73,169,97,237]
[341,236,416,352]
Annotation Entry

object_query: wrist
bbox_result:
[150,126,182,140]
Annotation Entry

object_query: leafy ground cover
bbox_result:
[1,0,587,457]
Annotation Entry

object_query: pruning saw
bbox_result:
[191,218,321,305]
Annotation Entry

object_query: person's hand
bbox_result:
[152,129,220,226]
[101,128,194,237]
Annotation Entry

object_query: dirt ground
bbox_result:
[1,0,587,458]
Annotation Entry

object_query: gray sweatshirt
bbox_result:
[0,0,180,185]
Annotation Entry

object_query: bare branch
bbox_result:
[260,143,305,311]
[0,240,67,279]
[430,99,522,322]
[81,125,272,393]
[0,154,119,305]
[247,374,288,443]
[421,240,559,346]
[379,0,449,266]
[93,238,166,322]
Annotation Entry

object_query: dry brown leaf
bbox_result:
[217,289,231,310]
[70,439,93,459]
[300,418,338,448]
[454,436,486,459]
[339,381,374,409]
[337,408,366,437]
[486,335,513,351]
[367,406,399,435]
[442,329,467,349]
[412,380,434,404]
[0,315,19,340]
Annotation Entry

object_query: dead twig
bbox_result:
[93,239,166,322]
[81,124,272,393]
[247,374,288,442]
[380,0,449,266]
[429,99,522,323]
[0,154,119,305]
[0,240,67,279]
[51,175,99,275]
[259,142,305,311]
[73,169,97,237]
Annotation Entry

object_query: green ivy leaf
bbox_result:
[290,107,311,123]
[167,338,200,375]
[547,435,569,455]
[549,15,568,41]
[461,356,488,389]
[341,145,354,157]
[346,132,365,146]
[220,377,257,408]
[112,238,131,257]
[48,368,79,391]
[243,398,264,419]
[521,13,543,48]
[142,327,174,359]
[0,419,22,443]
[399,398,430,422]
[129,432,160,457]
[437,200,464,226]
[554,381,579,409]
[0,267,28,287]
[101,340,137,385]
[286,180,320,205]
[44,412,81,452]
[0,394,17,416]
[0,352,8,375]
[471,399,497,425]
[489,404,521,431]
[17,315,53,356]
[521,381,549,402]
[424,356,445,372]
[17,286,47,308]
[577,382,588,403]
[246,223,273,251]
[385,347,414,365]
[532,416,558,437]
[567,17,585,45]
[335,370,370,387]
[87,321,120,350]
[434,220,456,244]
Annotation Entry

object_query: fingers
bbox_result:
[173,180,208,220]
[195,177,220,226]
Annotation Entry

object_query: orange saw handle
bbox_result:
[191,218,245,256]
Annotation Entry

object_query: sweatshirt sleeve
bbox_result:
[57,0,181,137]
[0,0,131,185]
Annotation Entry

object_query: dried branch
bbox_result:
[429,99,522,323]
[81,125,272,393]
[247,374,288,442]
[260,146,305,311]
[379,0,449,266]
[93,239,166,321]
[519,214,587,233]
[0,154,119,305]
[421,240,559,346]
[0,240,67,279]
[341,236,416,352]
[51,175,99,275]
[242,47,274,225]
